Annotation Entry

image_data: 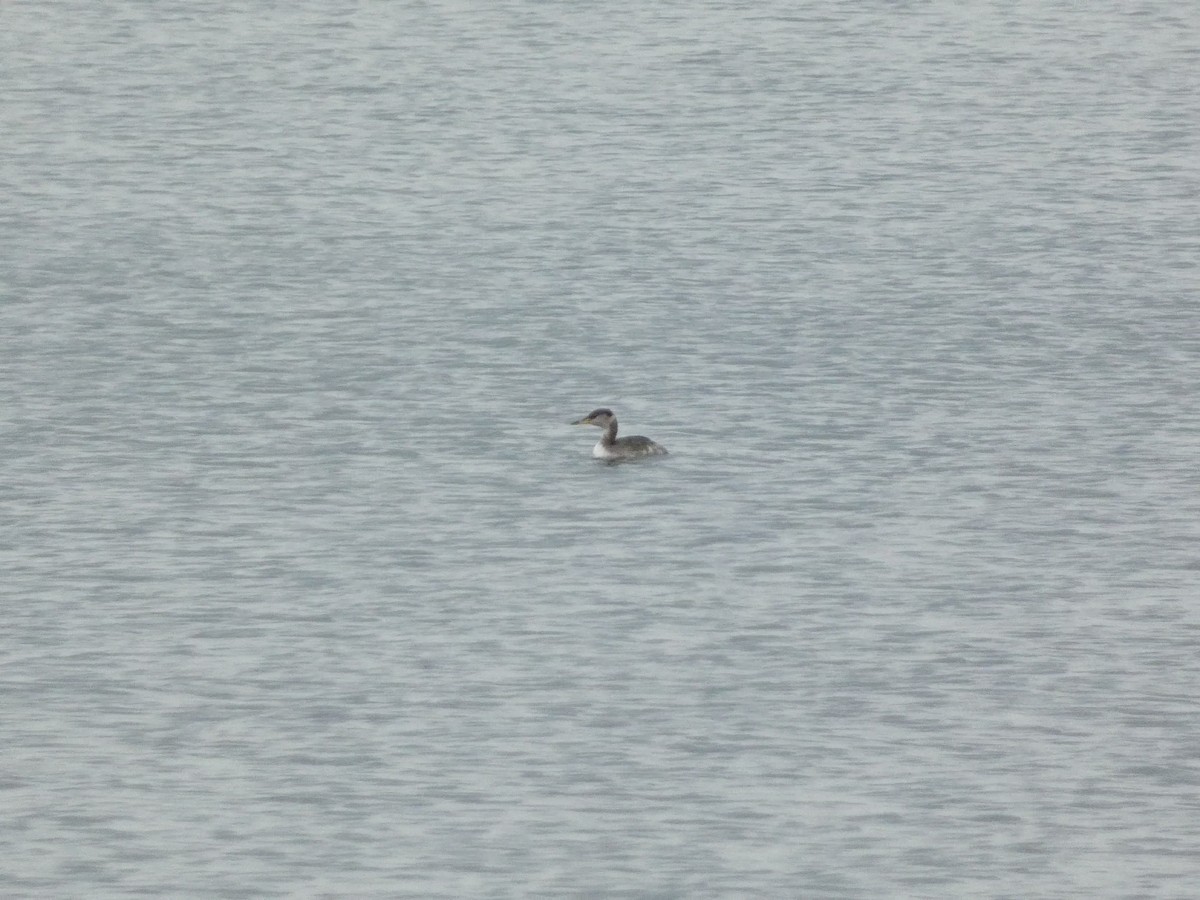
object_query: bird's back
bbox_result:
[614,435,668,456]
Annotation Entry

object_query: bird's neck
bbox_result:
[601,419,618,446]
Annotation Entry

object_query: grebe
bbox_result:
[570,408,668,460]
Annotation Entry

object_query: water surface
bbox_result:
[3,1,1199,896]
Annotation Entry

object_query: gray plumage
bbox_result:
[570,408,668,460]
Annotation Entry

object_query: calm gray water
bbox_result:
[3,1,1199,897]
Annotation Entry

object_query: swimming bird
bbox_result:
[570,408,668,460]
